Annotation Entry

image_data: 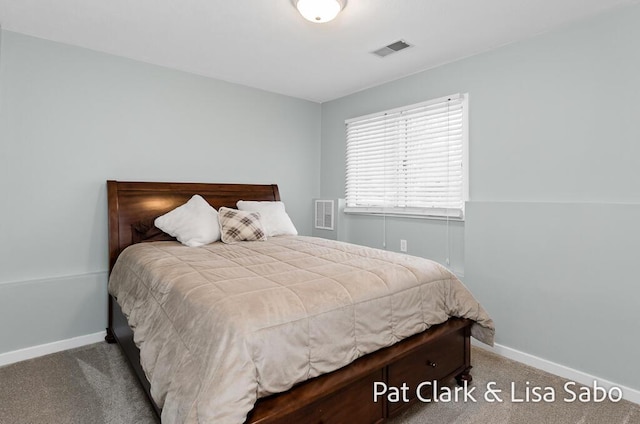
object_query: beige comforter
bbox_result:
[109,236,494,424]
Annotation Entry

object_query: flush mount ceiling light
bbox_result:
[294,0,346,23]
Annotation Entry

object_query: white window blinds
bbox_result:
[345,94,467,219]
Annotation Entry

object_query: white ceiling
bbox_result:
[0,0,637,103]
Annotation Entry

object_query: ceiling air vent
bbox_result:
[372,40,412,58]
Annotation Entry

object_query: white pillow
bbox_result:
[154,195,220,247]
[236,201,298,237]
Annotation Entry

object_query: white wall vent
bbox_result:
[372,40,412,58]
[315,200,335,230]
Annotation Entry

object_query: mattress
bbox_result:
[108,235,494,423]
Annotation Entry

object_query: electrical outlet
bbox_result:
[400,239,407,252]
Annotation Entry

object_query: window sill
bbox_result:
[344,210,465,222]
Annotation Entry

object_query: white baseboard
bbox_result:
[472,339,640,405]
[0,331,106,368]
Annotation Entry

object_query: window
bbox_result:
[345,93,468,219]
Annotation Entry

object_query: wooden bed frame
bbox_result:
[105,180,473,424]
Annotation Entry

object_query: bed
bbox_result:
[105,180,494,424]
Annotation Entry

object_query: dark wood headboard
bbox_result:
[107,180,280,272]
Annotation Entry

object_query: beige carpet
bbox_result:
[0,342,156,423]
[0,343,637,423]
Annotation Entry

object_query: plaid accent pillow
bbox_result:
[218,207,267,244]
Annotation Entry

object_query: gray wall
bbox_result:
[0,31,320,354]
[320,4,640,391]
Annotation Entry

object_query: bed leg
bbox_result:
[105,327,116,344]
[455,366,473,386]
